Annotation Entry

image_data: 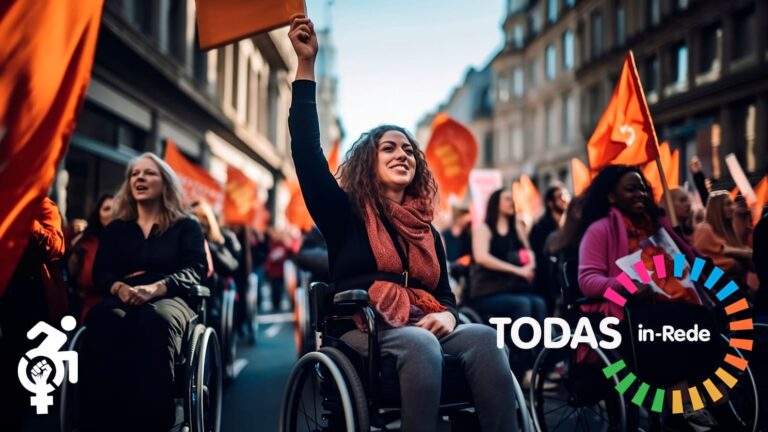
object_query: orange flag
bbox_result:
[587,52,660,170]
[224,166,259,225]
[164,140,225,209]
[642,142,679,202]
[426,114,478,199]
[0,1,103,294]
[571,158,593,196]
[285,178,314,232]
[327,139,341,175]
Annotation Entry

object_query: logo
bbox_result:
[17,316,78,414]
[601,254,753,414]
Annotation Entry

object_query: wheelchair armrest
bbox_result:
[189,285,211,298]
[333,289,369,305]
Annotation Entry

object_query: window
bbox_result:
[565,0,575,7]
[230,45,240,110]
[512,127,524,159]
[545,101,557,148]
[484,134,494,166]
[587,85,602,126]
[647,0,660,27]
[562,92,574,144]
[529,59,538,86]
[167,0,185,62]
[513,25,525,49]
[513,67,524,96]
[123,0,153,35]
[498,76,510,102]
[644,55,659,95]
[615,6,625,47]
[562,31,574,70]
[591,12,603,59]
[732,7,756,61]
[698,24,721,74]
[548,0,558,23]
[674,0,689,12]
[670,43,688,86]
[529,11,541,37]
[546,45,556,80]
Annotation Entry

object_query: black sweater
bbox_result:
[93,217,207,297]
[289,80,457,319]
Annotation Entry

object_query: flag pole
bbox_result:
[627,50,678,227]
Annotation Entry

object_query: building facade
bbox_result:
[58,0,300,227]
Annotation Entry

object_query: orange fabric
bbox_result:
[224,165,259,225]
[513,175,543,222]
[693,223,744,277]
[571,157,592,196]
[362,198,445,327]
[642,142,680,202]
[0,0,103,295]
[587,52,660,170]
[425,114,478,199]
[327,139,341,175]
[195,0,305,50]
[164,140,225,208]
[285,178,314,232]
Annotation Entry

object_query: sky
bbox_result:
[305,0,506,147]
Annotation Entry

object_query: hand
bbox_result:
[517,265,535,283]
[689,156,701,174]
[127,282,167,306]
[288,14,318,62]
[31,359,52,387]
[415,311,456,338]
[117,284,137,304]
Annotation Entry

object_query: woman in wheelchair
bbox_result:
[288,15,519,432]
[78,153,208,432]
[576,165,719,385]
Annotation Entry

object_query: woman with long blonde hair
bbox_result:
[694,190,754,284]
[79,152,207,432]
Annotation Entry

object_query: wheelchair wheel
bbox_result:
[530,338,631,432]
[60,326,87,432]
[222,286,237,379]
[294,285,315,357]
[716,333,759,432]
[281,347,368,432]
[188,325,223,432]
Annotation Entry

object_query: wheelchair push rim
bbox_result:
[190,326,223,432]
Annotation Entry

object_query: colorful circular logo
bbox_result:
[601,254,753,414]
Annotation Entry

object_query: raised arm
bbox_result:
[288,15,351,237]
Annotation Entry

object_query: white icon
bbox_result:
[618,124,636,147]
[17,316,78,414]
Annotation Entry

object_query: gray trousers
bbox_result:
[342,323,518,432]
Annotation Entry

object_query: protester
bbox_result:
[68,193,114,322]
[0,197,68,430]
[288,15,518,431]
[469,188,545,384]
[732,194,754,247]
[544,196,585,306]
[754,211,768,318]
[441,206,472,301]
[693,190,754,285]
[264,229,295,312]
[530,182,570,312]
[689,155,711,204]
[660,188,694,244]
[78,153,207,432]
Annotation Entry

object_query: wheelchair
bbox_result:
[209,277,238,380]
[528,256,761,432]
[60,285,223,432]
[280,282,533,432]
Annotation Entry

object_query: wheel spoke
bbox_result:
[543,402,572,416]
[553,406,579,431]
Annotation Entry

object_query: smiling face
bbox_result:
[609,171,649,218]
[129,156,164,204]
[375,130,417,195]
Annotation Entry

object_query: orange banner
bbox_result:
[164,140,225,209]
[571,157,592,197]
[425,114,478,199]
[587,51,660,170]
[224,165,259,225]
[0,0,103,294]
[196,0,305,50]
[513,175,542,223]
[642,142,679,202]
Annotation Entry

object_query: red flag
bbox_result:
[285,178,314,232]
[327,139,341,175]
[164,140,225,209]
[425,114,478,199]
[587,52,660,170]
[0,1,104,294]
[224,166,259,225]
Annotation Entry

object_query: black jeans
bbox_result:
[78,296,195,432]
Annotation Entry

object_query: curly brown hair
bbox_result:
[336,125,438,216]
